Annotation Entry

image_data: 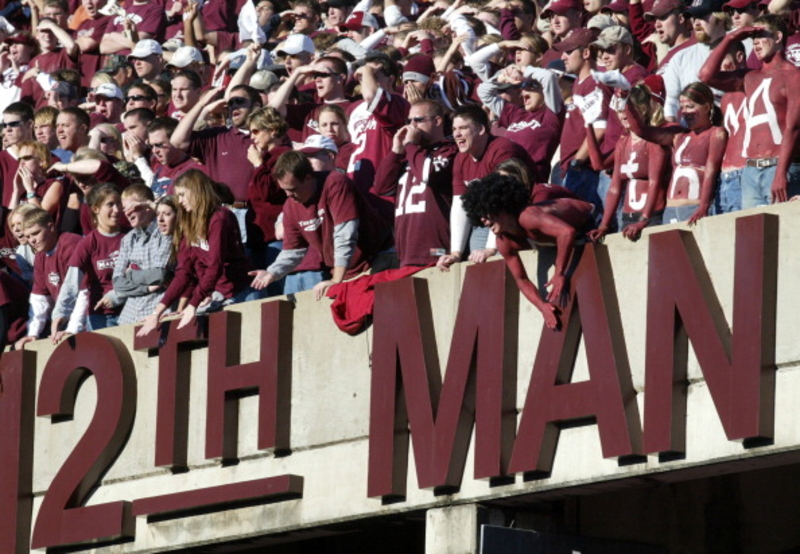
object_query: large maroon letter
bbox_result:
[508,244,642,475]
[368,261,518,498]
[0,350,36,553]
[643,214,778,454]
[31,334,137,549]
[206,301,293,462]
[134,318,208,469]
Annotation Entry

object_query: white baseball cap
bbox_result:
[167,46,204,68]
[94,83,124,100]
[128,39,163,59]
[299,134,338,154]
[276,34,315,56]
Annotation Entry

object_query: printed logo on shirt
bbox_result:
[113,13,143,26]
[96,250,120,271]
[787,44,800,68]
[432,155,450,172]
[0,247,14,258]
[506,119,543,133]
[48,272,60,286]
[299,213,324,232]
[352,117,377,135]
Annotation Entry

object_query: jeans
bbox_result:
[88,314,119,331]
[741,163,800,209]
[468,225,490,252]
[663,205,699,224]
[716,168,744,214]
[563,164,603,214]
[284,270,327,295]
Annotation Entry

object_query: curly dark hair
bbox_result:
[461,173,530,227]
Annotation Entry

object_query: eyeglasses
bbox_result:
[406,116,433,124]
[0,120,25,129]
[228,96,251,109]
[125,94,151,103]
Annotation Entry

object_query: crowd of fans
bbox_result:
[0,0,796,345]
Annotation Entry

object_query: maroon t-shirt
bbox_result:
[201,0,238,32]
[76,15,112,88]
[346,88,410,201]
[32,232,82,298]
[282,172,393,279]
[453,136,533,196]
[151,156,206,197]
[69,229,124,315]
[561,75,611,168]
[161,208,251,308]
[20,49,78,108]
[0,224,21,278]
[0,149,19,208]
[374,140,457,267]
[187,126,254,202]
[106,0,168,50]
[498,103,562,184]
[0,271,30,345]
[248,145,291,244]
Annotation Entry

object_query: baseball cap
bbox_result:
[250,70,279,91]
[541,0,583,17]
[128,39,163,59]
[276,34,315,56]
[4,32,36,48]
[587,13,617,30]
[724,0,757,9]
[593,26,634,48]
[340,11,380,31]
[299,134,338,154]
[642,74,666,104]
[167,46,204,68]
[601,0,629,13]
[402,54,435,84]
[94,83,124,100]
[684,0,726,17]
[553,28,596,52]
[644,0,685,20]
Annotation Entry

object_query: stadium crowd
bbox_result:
[0,0,796,343]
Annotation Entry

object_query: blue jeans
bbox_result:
[284,270,327,295]
[563,164,603,214]
[468,225,490,252]
[88,314,119,331]
[663,205,699,224]
[741,163,800,209]
[716,168,744,214]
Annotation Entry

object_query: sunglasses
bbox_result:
[18,154,37,161]
[228,96,251,109]
[293,12,310,18]
[125,94,151,103]
[0,120,25,129]
[312,72,341,79]
[99,136,117,144]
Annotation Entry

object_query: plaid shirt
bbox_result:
[113,219,173,325]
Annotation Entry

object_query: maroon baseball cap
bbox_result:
[553,28,596,52]
[541,0,584,18]
[644,0,685,19]
[723,0,757,9]
[601,0,629,12]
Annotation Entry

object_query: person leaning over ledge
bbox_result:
[461,174,598,330]
[249,150,395,301]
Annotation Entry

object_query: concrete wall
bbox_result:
[13,203,800,552]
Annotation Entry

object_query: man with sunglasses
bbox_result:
[700,13,800,206]
[170,84,263,244]
[0,102,34,208]
[374,99,458,267]
[268,56,354,143]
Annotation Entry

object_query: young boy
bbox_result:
[14,208,84,349]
